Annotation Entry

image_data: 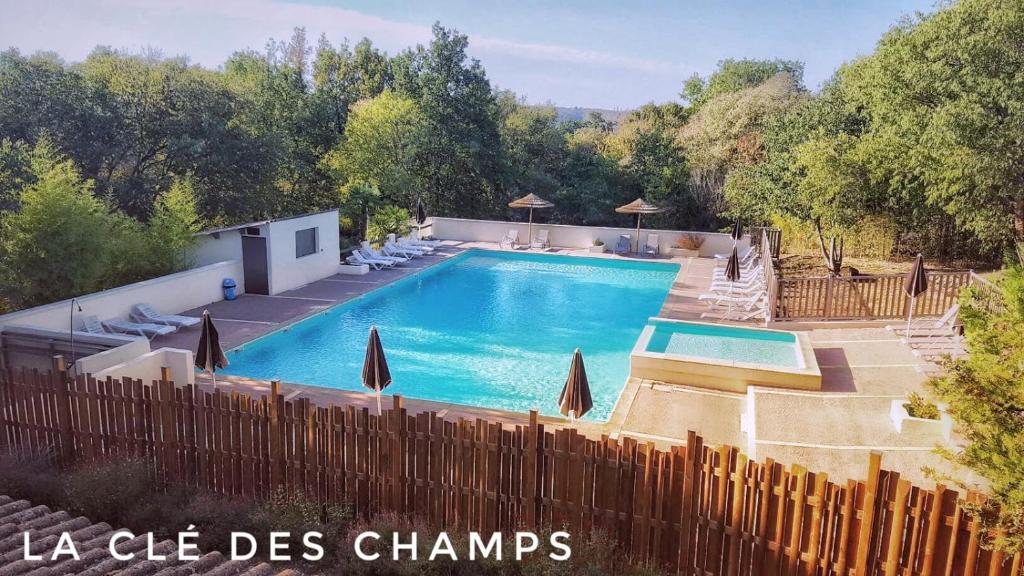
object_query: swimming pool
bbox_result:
[631,319,821,393]
[223,250,679,420]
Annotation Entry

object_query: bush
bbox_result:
[904,393,940,420]
[771,214,896,261]
[0,451,64,505]
[674,233,705,250]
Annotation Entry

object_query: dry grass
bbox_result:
[778,254,962,277]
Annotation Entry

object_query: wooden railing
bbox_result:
[751,226,782,261]
[1,367,1019,575]
[771,271,972,321]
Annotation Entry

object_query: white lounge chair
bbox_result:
[531,229,550,249]
[383,239,422,259]
[131,303,200,328]
[500,229,519,249]
[362,241,407,264]
[388,234,429,256]
[701,296,768,321]
[643,234,659,257]
[708,277,766,294]
[715,245,755,261]
[408,230,442,248]
[889,303,961,341]
[613,234,631,255]
[102,318,177,339]
[396,233,434,253]
[348,251,393,270]
[698,291,766,310]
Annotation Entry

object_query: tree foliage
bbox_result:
[929,267,1024,552]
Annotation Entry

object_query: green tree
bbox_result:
[0,144,111,307]
[392,24,504,218]
[682,58,804,111]
[838,0,1024,250]
[329,91,426,209]
[366,205,412,242]
[929,267,1024,552]
[0,138,33,211]
[339,180,382,241]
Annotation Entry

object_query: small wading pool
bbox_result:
[631,319,821,393]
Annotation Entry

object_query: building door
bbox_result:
[242,235,270,295]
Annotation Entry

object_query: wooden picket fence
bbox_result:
[1,366,1020,575]
[771,271,972,321]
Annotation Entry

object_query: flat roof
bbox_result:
[195,208,338,237]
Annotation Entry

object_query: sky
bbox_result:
[0,0,938,110]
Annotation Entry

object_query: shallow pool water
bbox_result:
[223,250,678,420]
[645,320,801,368]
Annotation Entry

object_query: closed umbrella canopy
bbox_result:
[615,198,665,253]
[724,246,741,283]
[903,254,928,298]
[362,326,392,414]
[416,198,427,225]
[903,254,929,339]
[195,310,228,387]
[558,348,593,424]
[509,193,554,247]
[731,220,743,242]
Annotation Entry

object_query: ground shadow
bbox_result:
[813,347,858,393]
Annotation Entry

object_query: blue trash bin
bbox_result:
[222,278,237,301]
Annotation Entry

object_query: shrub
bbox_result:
[0,451,64,505]
[674,233,705,250]
[904,393,940,420]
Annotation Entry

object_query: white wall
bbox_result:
[75,338,153,376]
[93,347,195,386]
[266,210,341,294]
[192,231,243,267]
[429,217,748,257]
[0,260,244,332]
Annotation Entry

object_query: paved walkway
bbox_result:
[154,242,973,485]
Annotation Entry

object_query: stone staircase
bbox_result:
[0,496,302,576]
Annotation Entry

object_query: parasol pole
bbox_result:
[905,271,919,339]
[635,214,642,254]
[529,207,534,248]
[376,384,382,416]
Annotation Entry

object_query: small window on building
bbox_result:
[295,227,318,258]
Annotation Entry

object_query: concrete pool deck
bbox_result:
[155,241,976,486]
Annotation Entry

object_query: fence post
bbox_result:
[392,394,404,514]
[159,367,179,483]
[855,452,883,576]
[523,409,539,529]
[52,355,74,465]
[269,379,283,491]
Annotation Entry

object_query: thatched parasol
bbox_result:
[615,198,665,253]
[508,193,554,247]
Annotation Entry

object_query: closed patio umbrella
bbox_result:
[416,198,427,226]
[616,198,665,254]
[508,193,554,247]
[362,325,392,415]
[195,310,228,389]
[558,348,593,426]
[903,254,929,339]
[724,246,741,283]
[731,220,743,243]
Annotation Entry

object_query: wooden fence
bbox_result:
[1,367,1020,575]
[771,271,972,322]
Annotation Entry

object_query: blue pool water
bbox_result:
[645,320,801,368]
[223,250,678,420]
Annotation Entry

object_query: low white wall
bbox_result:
[93,347,195,386]
[267,210,341,294]
[0,260,245,332]
[192,231,243,267]
[429,217,747,257]
[75,338,153,376]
